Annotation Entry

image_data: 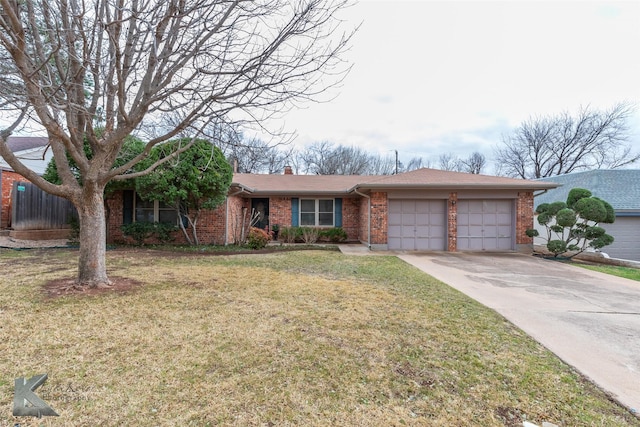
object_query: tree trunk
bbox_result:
[76,188,111,288]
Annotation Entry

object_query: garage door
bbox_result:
[457,200,513,251]
[388,200,446,250]
[602,217,640,261]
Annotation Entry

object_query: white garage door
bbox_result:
[457,200,514,251]
[388,200,446,250]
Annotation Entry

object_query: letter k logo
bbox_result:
[13,374,59,417]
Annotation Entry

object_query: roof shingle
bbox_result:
[5,136,49,152]
[536,170,640,211]
[232,168,558,195]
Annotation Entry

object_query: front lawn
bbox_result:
[0,249,637,426]
[573,262,640,282]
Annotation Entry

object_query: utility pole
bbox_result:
[395,150,398,175]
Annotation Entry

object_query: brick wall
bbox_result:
[447,192,458,252]
[269,196,291,228]
[106,191,233,245]
[516,191,534,245]
[358,197,369,244]
[369,192,388,245]
[1,170,30,229]
[341,197,360,241]
[106,191,124,242]
[195,203,228,245]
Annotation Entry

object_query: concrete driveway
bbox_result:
[397,252,640,414]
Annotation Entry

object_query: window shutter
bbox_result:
[291,198,299,226]
[123,190,134,224]
[334,198,342,227]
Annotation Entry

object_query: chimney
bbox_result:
[284,165,293,175]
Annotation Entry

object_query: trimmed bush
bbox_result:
[555,208,577,227]
[527,187,615,258]
[319,227,348,242]
[247,227,270,249]
[566,188,592,208]
[574,198,607,222]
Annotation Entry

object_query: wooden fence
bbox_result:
[11,182,77,230]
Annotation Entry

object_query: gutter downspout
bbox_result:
[225,188,247,245]
[533,189,549,198]
[353,189,371,250]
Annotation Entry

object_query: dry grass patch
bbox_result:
[0,248,638,426]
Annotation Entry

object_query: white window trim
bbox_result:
[300,198,334,227]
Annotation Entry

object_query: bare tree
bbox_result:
[297,141,397,175]
[459,152,486,174]
[495,103,638,179]
[298,141,370,174]
[402,156,428,172]
[225,135,293,174]
[0,0,353,287]
[438,153,462,172]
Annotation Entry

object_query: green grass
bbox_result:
[0,248,638,426]
[573,262,640,281]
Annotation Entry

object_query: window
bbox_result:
[135,194,178,224]
[300,199,334,227]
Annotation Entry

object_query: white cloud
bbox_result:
[274,1,640,166]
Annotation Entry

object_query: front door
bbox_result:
[251,198,270,230]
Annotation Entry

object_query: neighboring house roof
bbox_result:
[535,169,640,212]
[5,136,49,152]
[1,136,51,175]
[232,168,558,196]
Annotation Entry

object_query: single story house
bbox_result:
[107,167,558,252]
[535,170,640,261]
[0,136,52,229]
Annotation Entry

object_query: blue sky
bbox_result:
[278,0,640,171]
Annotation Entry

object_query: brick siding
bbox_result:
[358,197,369,244]
[341,197,360,241]
[103,190,536,251]
[447,192,458,251]
[268,196,292,228]
[516,191,534,245]
[369,192,388,245]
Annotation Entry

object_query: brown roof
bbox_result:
[351,168,560,190]
[232,173,368,195]
[6,136,49,152]
[232,168,558,195]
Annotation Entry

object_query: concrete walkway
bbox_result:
[395,252,640,414]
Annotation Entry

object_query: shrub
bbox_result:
[566,188,592,208]
[121,222,177,245]
[319,227,348,242]
[547,239,567,255]
[155,223,178,243]
[300,227,319,244]
[574,198,607,222]
[247,227,270,249]
[280,226,301,244]
[555,208,577,227]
